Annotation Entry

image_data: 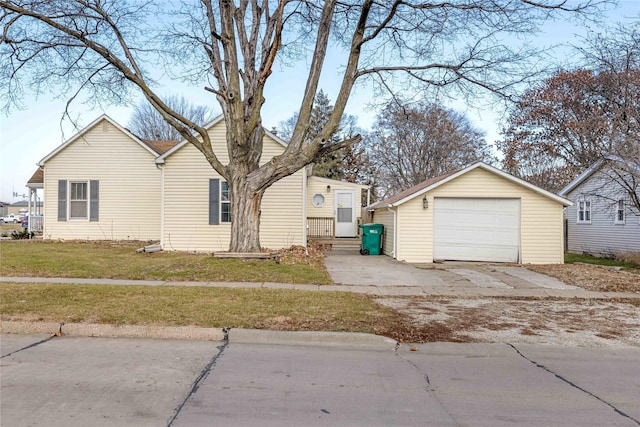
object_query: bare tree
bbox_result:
[0,0,605,252]
[498,23,640,205]
[367,102,493,198]
[128,95,215,140]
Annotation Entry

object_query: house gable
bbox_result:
[370,162,570,210]
[38,115,158,166]
[40,116,163,241]
[160,117,305,252]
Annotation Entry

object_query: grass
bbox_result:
[0,282,414,338]
[565,253,640,274]
[0,240,332,284]
[0,240,429,341]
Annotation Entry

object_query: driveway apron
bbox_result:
[323,251,578,292]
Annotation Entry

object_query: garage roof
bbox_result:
[368,162,572,209]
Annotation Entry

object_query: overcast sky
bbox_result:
[1,1,637,203]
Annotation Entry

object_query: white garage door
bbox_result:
[434,198,520,262]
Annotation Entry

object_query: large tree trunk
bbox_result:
[228,173,263,252]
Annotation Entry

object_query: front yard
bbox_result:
[1,240,639,345]
[0,240,332,284]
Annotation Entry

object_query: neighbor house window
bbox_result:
[615,200,625,224]
[577,198,591,223]
[69,181,88,219]
[221,181,231,223]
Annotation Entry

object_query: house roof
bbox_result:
[369,162,572,210]
[155,114,289,163]
[27,167,44,185]
[37,115,159,166]
[141,139,180,155]
[10,200,43,207]
[559,155,639,197]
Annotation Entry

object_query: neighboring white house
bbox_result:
[559,158,640,256]
[30,114,367,251]
[368,162,572,264]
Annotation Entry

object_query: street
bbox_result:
[1,333,638,426]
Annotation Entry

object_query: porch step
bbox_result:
[312,237,361,251]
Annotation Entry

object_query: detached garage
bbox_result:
[369,162,572,264]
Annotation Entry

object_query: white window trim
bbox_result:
[577,197,591,224]
[614,200,625,225]
[221,181,231,224]
[69,181,89,220]
[311,193,325,208]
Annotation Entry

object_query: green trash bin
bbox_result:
[359,223,384,255]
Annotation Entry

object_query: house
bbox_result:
[368,162,572,264]
[559,158,640,256]
[30,114,367,251]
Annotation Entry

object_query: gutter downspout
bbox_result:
[302,170,308,256]
[386,206,397,259]
[158,163,165,249]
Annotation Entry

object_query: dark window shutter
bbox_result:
[90,180,99,221]
[58,180,67,221]
[209,179,219,225]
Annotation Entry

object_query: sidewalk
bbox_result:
[1,275,638,299]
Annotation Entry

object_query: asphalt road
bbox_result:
[1,333,639,427]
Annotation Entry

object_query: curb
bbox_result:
[229,328,398,350]
[0,321,398,350]
[0,321,225,341]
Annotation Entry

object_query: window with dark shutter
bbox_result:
[90,180,99,221]
[209,178,219,225]
[58,180,67,221]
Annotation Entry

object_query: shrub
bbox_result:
[11,229,35,240]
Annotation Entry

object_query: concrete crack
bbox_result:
[166,328,230,426]
[397,353,464,426]
[507,343,640,426]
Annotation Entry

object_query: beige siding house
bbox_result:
[369,162,571,264]
[306,175,369,239]
[34,114,370,251]
[38,116,164,241]
[157,117,306,252]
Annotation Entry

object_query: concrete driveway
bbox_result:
[324,251,579,292]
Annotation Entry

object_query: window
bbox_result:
[312,193,325,207]
[221,181,231,223]
[70,182,88,219]
[208,179,231,225]
[577,198,591,223]
[58,180,98,222]
[615,200,625,224]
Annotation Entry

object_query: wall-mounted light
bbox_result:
[422,196,429,209]
[326,185,331,192]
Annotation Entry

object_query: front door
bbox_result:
[334,189,356,237]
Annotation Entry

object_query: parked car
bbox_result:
[2,214,23,224]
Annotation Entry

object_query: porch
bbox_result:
[307,216,362,251]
